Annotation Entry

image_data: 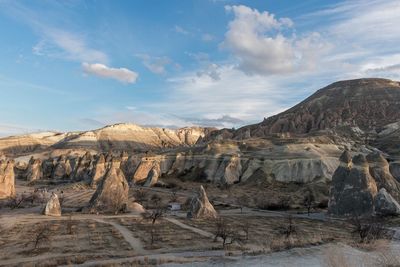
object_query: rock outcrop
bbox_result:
[0,160,15,199]
[374,188,400,216]
[90,154,107,187]
[143,166,160,187]
[26,158,42,182]
[52,155,72,180]
[328,152,378,216]
[43,192,61,216]
[73,152,93,181]
[133,160,161,184]
[329,151,400,216]
[86,164,129,214]
[187,186,218,219]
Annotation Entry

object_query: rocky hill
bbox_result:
[233,78,400,138]
[0,123,216,156]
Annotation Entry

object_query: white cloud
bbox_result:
[82,63,138,84]
[135,54,171,74]
[222,5,331,75]
[196,64,221,81]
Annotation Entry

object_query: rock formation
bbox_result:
[0,160,15,199]
[133,160,161,184]
[52,155,72,180]
[41,158,55,179]
[374,188,400,216]
[90,154,107,188]
[328,152,378,216]
[366,152,400,200]
[187,186,218,219]
[26,158,42,182]
[143,166,160,187]
[329,151,400,216]
[43,192,61,216]
[73,152,93,181]
[221,154,242,185]
[86,164,129,214]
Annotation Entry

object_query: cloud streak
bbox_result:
[82,63,138,84]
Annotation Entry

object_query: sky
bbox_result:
[0,0,400,136]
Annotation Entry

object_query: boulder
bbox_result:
[26,158,42,182]
[187,185,218,219]
[43,192,61,216]
[86,165,129,214]
[374,188,400,216]
[328,152,377,216]
[0,160,15,199]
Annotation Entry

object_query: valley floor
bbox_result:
[0,182,399,267]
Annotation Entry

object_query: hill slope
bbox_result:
[235,78,400,138]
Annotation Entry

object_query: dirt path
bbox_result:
[92,218,146,254]
[165,217,215,239]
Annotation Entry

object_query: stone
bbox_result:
[86,164,129,214]
[43,192,61,216]
[0,160,15,199]
[187,185,218,219]
[374,188,400,216]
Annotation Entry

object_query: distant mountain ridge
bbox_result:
[0,123,217,155]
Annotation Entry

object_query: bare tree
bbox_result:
[151,193,162,208]
[278,215,297,238]
[134,188,148,205]
[141,201,166,245]
[303,189,315,216]
[170,188,178,202]
[213,218,242,248]
[236,195,249,213]
[349,214,386,243]
[31,224,51,251]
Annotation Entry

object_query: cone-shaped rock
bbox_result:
[86,164,129,214]
[187,185,217,219]
[374,188,400,216]
[328,153,377,216]
[0,160,15,199]
[26,158,42,182]
[90,154,106,188]
[73,152,93,181]
[43,192,61,217]
[52,155,72,180]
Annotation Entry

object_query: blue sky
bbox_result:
[0,0,399,136]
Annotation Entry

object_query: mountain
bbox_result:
[0,123,216,156]
[233,78,400,138]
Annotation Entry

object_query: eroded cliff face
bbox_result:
[129,140,342,186]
